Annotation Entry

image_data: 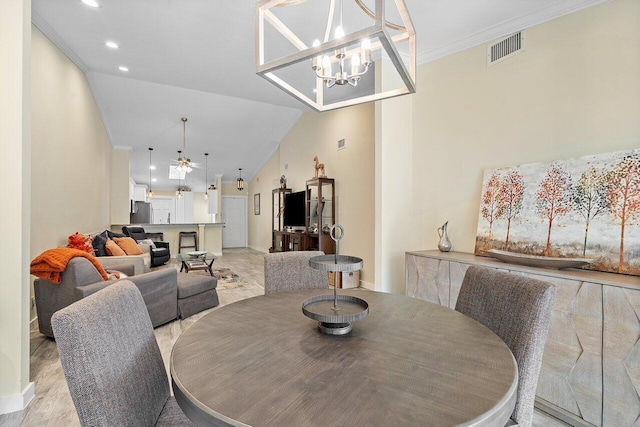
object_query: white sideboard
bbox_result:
[406,250,640,427]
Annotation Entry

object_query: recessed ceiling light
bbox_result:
[150,165,156,170]
[152,178,157,182]
[105,41,119,49]
[118,66,129,72]
[312,88,317,93]
[81,0,100,8]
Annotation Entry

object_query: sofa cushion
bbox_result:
[105,239,126,256]
[114,237,144,255]
[176,273,217,299]
[92,231,109,257]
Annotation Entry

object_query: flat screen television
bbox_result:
[283,191,306,228]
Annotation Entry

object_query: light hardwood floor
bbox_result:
[1,248,567,426]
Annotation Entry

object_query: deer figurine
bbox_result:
[313,155,326,178]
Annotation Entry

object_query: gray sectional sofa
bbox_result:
[34,257,218,338]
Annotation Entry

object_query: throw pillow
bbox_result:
[107,230,126,239]
[113,237,143,255]
[67,232,94,254]
[91,231,109,257]
[105,238,126,256]
[138,238,156,248]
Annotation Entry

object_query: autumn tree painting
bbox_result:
[605,154,640,273]
[573,166,609,256]
[499,171,524,251]
[481,173,504,241]
[536,166,573,256]
[474,149,640,276]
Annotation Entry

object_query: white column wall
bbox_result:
[0,0,33,414]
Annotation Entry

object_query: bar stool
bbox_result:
[178,231,198,253]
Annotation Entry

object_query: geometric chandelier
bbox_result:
[255,0,416,112]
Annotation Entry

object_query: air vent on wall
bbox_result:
[487,31,525,66]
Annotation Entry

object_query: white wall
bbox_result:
[0,0,32,413]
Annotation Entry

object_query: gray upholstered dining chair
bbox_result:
[51,281,192,427]
[264,251,329,294]
[455,266,556,427]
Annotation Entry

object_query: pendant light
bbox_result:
[204,153,209,200]
[237,168,244,191]
[176,150,183,199]
[147,147,154,199]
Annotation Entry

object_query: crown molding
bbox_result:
[417,0,611,65]
[31,10,89,73]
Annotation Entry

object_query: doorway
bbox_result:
[222,195,247,248]
[150,197,175,224]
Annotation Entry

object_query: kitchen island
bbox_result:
[111,223,225,257]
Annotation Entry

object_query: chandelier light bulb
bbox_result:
[351,53,361,75]
[322,55,331,76]
[311,39,322,70]
[204,192,209,200]
[361,38,371,50]
[335,26,345,39]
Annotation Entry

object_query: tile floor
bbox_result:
[0,248,568,426]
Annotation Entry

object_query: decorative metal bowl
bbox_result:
[486,249,595,270]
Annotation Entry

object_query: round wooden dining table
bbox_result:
[170,289,517,427]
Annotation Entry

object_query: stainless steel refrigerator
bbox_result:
[130,201,153,224]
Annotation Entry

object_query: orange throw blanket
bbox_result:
[30,248,109,284]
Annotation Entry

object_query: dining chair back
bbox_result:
[455,266,556,427]
[264,251,329,294]
[51,281,191,427]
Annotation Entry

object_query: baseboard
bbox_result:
[248,245,268,253]
[359,280,375,290]
[535,397,592,427]
[0,382,35,415]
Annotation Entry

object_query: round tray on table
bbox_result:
[303,254,368,335]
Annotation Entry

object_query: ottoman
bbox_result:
[176,272,219,319]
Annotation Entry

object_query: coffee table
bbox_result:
[176,252,216,276]
[171,289,517,426]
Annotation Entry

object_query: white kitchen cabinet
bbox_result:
[175,191,194,223]
[207,189,218,214]
[133,184,148,202]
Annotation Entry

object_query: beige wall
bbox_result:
[249,103,376,286]
[372,0,640,292]
[31,25,112,253]
[248,150,282,252]
[221,182,242,195]
[110,149,129,225]
[0,0,32,411]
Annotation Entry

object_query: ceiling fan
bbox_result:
[170,117,201,173]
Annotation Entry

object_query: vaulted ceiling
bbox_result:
[32,0,607,191]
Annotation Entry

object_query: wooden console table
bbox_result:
[405,250,640,427]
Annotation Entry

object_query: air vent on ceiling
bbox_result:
[487,31,525,66]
